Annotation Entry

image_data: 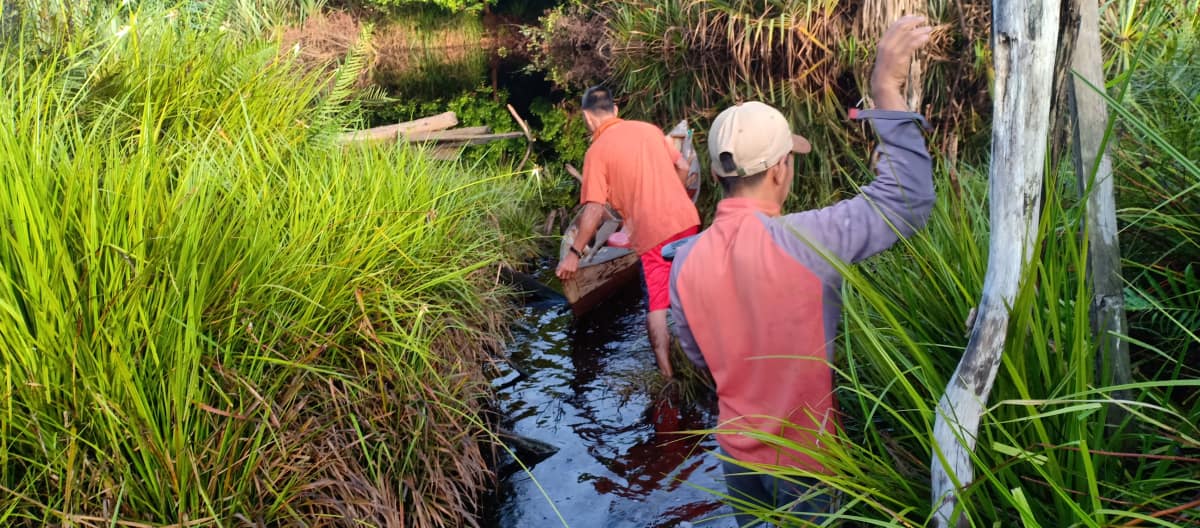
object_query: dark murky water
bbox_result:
[485,263,739,528]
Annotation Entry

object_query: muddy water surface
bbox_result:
[485,263,738,528]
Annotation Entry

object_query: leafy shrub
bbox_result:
[521,2,608,89]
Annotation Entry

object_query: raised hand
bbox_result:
[870,15,934,110]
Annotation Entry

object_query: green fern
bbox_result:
[307,22,379,146]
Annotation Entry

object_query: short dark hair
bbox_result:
[718,172,769,195]
[717,152,767,195]
[581,85,615,113]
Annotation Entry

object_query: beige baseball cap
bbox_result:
[708,101,812,178]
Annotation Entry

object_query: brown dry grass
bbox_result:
[28,336,502,528]
[278,10,486,93]
[683,0,850,94]
[280,10,378,89]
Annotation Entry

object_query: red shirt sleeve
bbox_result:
[580,149,609,205]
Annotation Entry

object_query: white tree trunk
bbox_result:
[1069,0,1132,402]
[930,1,1061,525]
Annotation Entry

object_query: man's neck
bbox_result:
[591,115,620,139]
[728,189,781,210]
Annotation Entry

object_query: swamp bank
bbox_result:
[0,3,540,526]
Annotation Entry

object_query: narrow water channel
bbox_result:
[485,261,738,528]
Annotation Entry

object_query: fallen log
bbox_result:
[425,132,527,161]
[495,427,559,465]
[336,111,458,145]
[402,126,491,142]
[418,132,526,161]
[431,131,525,146]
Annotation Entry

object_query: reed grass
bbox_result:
[576,0,993,149]
[1103,0,1200,364]
[519,0,995,224]
[0,3,536,526]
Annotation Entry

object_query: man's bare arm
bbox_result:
[572,202,607,255]
[556,201,607,280]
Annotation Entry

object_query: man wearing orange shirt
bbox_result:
[668,17,934,525]
[556,86,700,378]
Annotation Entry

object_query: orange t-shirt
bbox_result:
[580,118,701,255]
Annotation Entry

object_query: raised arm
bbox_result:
[778,16,935,266]
[870,16,933,112]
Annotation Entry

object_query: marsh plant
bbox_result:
[0,2,538,526]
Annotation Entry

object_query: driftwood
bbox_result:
[496,427,559,465]
[930,0,1061,525]
[402,126,491,142]
[430,131,526,146]
[1067,0,1132,408]
[565,163,583,183]
[507,104,535,172]
[339,108,532,164]
[336,111,458,145]
[425,132,527,160]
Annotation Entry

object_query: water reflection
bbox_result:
[488,267,736,528]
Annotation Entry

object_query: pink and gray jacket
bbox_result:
[667,111,935,472]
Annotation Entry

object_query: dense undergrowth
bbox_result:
[0,2,538,526]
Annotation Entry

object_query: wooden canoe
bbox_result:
[559,119,702,316]
[559,207,640,316]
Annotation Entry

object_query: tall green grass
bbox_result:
[0,3,535,526]
[1105,0,1200,363]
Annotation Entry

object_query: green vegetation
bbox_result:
[730,161,1198,526]
[0,2,537,526]
[344,0,494,14]
[1109,0,1200,359]
[523,0,997,224]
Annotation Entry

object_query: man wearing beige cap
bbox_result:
[666,16,935,526]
